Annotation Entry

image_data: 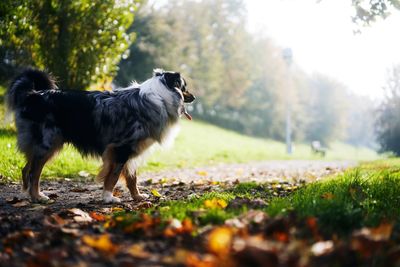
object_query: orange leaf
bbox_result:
[127,244,151,259]
[207,227,233,256]
[182,218,194,233]
[186,252,216,267]
[89,212,107,222]
[306,217,318,230]
[82,234,118,254]
[356,222,394,241]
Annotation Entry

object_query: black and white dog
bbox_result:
[6,69,195,203]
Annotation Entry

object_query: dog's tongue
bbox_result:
[184,111,192,120]
[183,106,192,120]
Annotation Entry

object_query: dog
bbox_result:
[6,68,195,203]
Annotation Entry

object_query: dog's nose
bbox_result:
[184,92,195,103]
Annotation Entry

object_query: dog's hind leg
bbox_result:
[22,160,31,192]
[121,165,149,201]
[27,156,50,202]
[24,139,62,202]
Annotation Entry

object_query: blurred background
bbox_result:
[1,0,400,169]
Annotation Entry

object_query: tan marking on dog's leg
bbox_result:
[98,145,124,203]
[102,163,124,203]
[122,166,149,201]
[97,145,115,182]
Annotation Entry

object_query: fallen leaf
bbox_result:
[159,178,168,184]
[78,171,90,178]
[44,214,66,227]
[12,200,30,207]
[60,227,80,236]
[137,201,153,209]
[70,188,89,193]
[204,198,228,209]
[82,234,118,254]
[6,197,20,204]
[207,227,233,256]
[123,213,159,233]
[89,212,107,222]
[151,189,162,197]
[355,222,393,241]
[196,171,208,176]
[127,244,151,259]
[164,218,194,237]
[69,208,93,223]
[311,240,334,256]
[111,207,124,212]
[185,253,216,267]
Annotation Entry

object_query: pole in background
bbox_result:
[282,48,293,155]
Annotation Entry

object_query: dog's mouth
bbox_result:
[182,105,192,120]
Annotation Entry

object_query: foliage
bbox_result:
[0,0,139,89]
[376,65,400,155]
[116,0,376,147]
[352,0,400,25]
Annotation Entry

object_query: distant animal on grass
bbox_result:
[6,68,195,203]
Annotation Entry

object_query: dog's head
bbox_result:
[154,69,195,104]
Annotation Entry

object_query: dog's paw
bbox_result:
[102,191,121,204]
[132,193,149,201]
[31,192,50,203]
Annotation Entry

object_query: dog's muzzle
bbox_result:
[182,91,195,120]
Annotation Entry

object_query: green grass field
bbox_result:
[0,120,380,181]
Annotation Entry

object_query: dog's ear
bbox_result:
[163,72,181,89]
[153,68,164,77]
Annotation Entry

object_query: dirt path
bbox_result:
[1,160,356,202]
[0,160,357,266]
[140,160,357,183]
[0,160,355,226]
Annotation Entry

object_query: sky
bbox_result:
[245,0,400,99]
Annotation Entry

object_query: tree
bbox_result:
[0,0,140,90]
[116,0,252,106]
[352,0,400,25]
[376,65,400,155]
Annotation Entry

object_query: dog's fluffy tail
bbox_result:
[6,69,57,112]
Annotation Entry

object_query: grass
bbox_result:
[0,119,380,180]
[272,159,400,231]
[145,121,379,172]
[132,159,400,236]
[0,85,379,181]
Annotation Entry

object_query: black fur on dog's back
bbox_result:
[6,69,185,160]
[6,69,57,111]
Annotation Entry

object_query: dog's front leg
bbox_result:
[122,168,149,201]
[102,163,124,203]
